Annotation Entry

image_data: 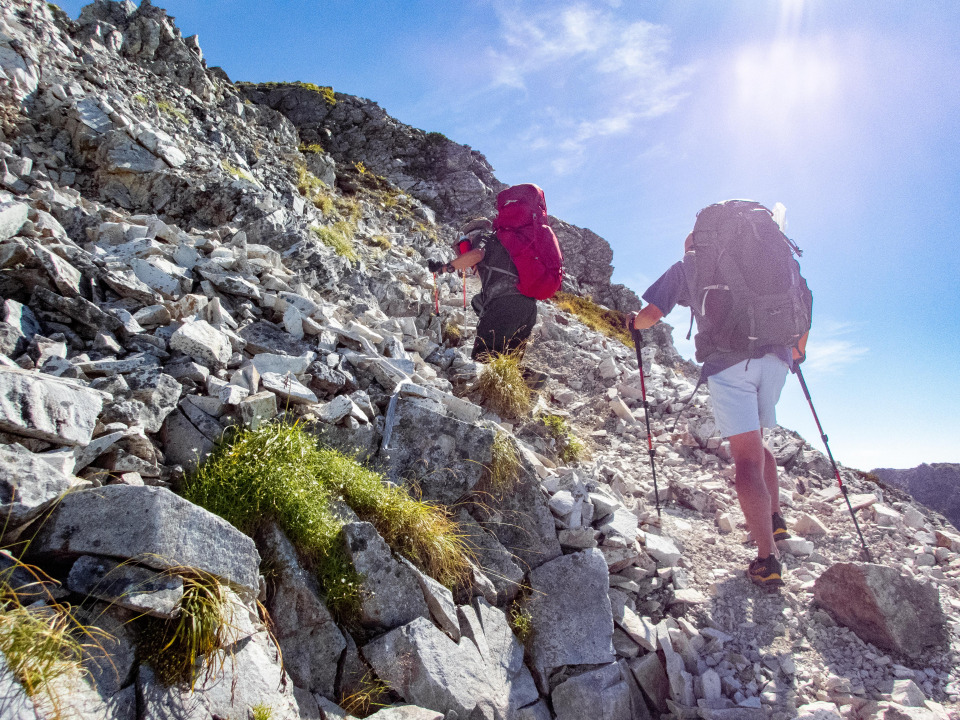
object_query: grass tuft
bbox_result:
[181,423,472,624]
[137,568,230,688]
[310,223,357,262]
[476,351,532,418]
[222,159,256,184]
[490,433,521,494]
[540,414,585,464]
[157,99,189,124]
[0,553,91,714]
[551,291,631,346]
[340,671,390,717]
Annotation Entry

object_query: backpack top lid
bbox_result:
[494,184,548,230]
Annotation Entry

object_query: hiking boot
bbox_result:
[522,368,549,391]
[747,555,784,589]
[772,512,791,541]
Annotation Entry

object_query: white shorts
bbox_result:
[706,354,789,438]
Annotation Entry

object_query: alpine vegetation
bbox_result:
[0,2,958,720]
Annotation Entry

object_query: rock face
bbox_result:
[813,563,949,659]
[0,2,958,720]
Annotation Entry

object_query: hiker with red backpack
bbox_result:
[629,200,812,589]
[430,184,564,368]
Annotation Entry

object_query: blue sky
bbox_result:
[57,0,960,471]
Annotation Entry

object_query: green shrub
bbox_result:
[476,351,531,418]
[552,291,631,346]
[368,235,392,250]
[299,143,324,154]
[311,223,357,262]
[181,423,472,624]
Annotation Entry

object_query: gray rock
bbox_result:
[170,320,232,368]
[30,485,261,599]
[159,408,215,471]
[342,521,431,631]
[0,201,29,241]
[552,663,633,720]
[456,510,524,605]
[0,366,105,446]
[137,631,301,720]
[67,555,184,619]
[813,562,949,659]
[256,523,345,697]
[0,445,76,526]
[527,549,616,679]
[239,320,313,356]
[366,707,444,719]
[380,397,493,505]
[362,617,499,720]
[470,456,562,574]
[261,371,318,405]
[461,599,540,715]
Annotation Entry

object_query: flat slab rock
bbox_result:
[29,485,261,598]
[0,445,77,526]
[0,366,106,446]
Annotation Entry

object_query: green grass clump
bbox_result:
[368,235,392,250]
[476,351,532,418]
[0,555,88,714]
[157,99,189,124]
[181,423,472,623]
[490,433,521,493]
[441,321,462,347]
[299,142,324,154]
[552,291,631,346]
[540,414,585,464]
[137,569,230,688]
[251,703,273,720]
[222,159,256,184]
[311,223,357,262]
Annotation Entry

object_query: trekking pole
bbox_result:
[433,272,440,315]
[794,365,872,561]
[630,325,661,518]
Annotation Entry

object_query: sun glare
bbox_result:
[730,36,841,143]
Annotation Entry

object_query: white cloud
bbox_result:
[802,320,868,374]
[484,1,696,172]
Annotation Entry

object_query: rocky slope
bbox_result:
[0,2,958,720]
[871,465,960,534]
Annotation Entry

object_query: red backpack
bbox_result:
[492,184,565,300]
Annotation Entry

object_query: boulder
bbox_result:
[0,366,105,446]
[342,521,431,631]
[29,485,261,599]
[380,396,493,505]
[256,523,345,697]
[813,562,948,659]
[362,617,501,720]
[0,445,76,527]
[527,549,616,680]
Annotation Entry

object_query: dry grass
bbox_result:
[476,351,532,418]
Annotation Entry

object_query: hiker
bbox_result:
[429,184,564,379]
[630,201,811,589]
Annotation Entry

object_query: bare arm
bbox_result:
[450,248,484,271]
[632,303,664,330]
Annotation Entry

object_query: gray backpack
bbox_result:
[683,200,812,363]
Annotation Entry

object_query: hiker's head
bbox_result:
[456,217,492,254]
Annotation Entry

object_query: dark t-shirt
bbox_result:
[642,258,791,378]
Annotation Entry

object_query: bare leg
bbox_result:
[763,445,782,516]
[728,430,777,559]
